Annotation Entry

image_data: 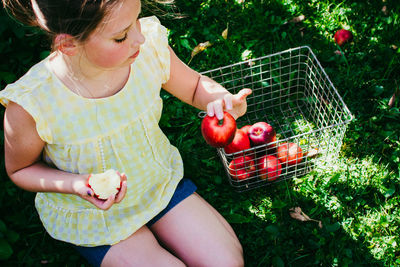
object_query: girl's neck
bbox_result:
[49,51,130,99]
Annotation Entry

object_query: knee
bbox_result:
[224,253,244,267]
[187,243,244,267]
[229,245,244,267]
[213,243,244,267]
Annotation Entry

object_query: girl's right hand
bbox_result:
[73,172,128,210]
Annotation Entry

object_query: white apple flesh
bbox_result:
[87,169,121,200]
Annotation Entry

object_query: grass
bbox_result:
[1,0,400,266]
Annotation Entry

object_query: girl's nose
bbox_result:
[130,23,145,46]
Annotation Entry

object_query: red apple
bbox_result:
[87,169,122,200]
[201,111,237,148]
[248,122,276,146]
[257,155,282,181]
[224,129,251,154]
[240,125,252,136]
[228,156,256,180]
[277,142,303,166]
[334,29,353,46]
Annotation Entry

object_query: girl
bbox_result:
[1,0,251,266]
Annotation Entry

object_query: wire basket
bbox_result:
[200,46,353,192]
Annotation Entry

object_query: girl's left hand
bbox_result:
[206,88,252,120]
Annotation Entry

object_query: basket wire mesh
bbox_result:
[200,46,353,192]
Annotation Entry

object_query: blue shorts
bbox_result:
[72,178,197,267]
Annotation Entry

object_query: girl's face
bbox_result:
[78,0,145,70]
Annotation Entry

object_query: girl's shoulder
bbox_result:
[140,16,168,45]
[137,16,170,84]
[0,57,54,106]
[140,15,163,31]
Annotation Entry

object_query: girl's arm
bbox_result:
[162,47,252,120]
[3,101,126,210]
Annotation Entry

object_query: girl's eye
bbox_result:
[114,33,128,43]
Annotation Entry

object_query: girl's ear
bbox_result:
[54,34,78,56]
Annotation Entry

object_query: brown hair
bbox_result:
[2,0,179,43]
[2,0,123,42]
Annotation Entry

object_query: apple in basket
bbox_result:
[240,125,252,136]
[228,156,256,180]
[87,169,122,200]
[248,122,276,147]
[201,111,237,148]
[334,29,353,46]
[223,129,251,154]
[257,155,282,181]
[277,142,303,166]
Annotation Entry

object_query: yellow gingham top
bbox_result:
[0,16,184,246]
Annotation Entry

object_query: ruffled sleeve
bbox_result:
[0,65,53,144]
[140,16,170,84]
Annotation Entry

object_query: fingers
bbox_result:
[81,171,128,210]
[93,194,116,210]
[207,99,224,120]
[206,93,233,120]
[115,173,127,203]
[232,88,252,104]
[224,93,233,110]
[206,89,251,120]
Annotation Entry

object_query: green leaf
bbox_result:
[0,238,13,260]
[5,230,19,244]
[271,199,287,209]
[383,186,396,198]
[0,220,6,233]
[272,256,285,267]
[179,39,192,51]
[40,50,50,59]
[225,213,252,224]
[0,71,16,84]
[265,225,280,237]
[372,85,384,96]
[325,222,341,233]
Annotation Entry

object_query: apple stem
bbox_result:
[218,119,224,126]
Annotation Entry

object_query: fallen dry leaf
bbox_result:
[188,41,212,64]
[388,81,399,108]
[305,148,320,158]
[289,207,310,221]
[222,27,228,40]
[289,207,322,228]
[191,41,212,58]
[382,5,388,15]
[334,50,343,56]
[285,15,305,24]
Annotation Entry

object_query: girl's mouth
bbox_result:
[130,50,140,59]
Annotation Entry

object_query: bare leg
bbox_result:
[150,193,244,267]
[101,226,185,267]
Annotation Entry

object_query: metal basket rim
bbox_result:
[200,45,354,121]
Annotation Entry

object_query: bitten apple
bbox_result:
[228,156,256,180]
[224,129,251,154]
[334,29,353,46]
[248,122,276,146]
[257,155,282,181]
[201,111,237,148]
[277,142,303,166]
[87,169,122,200]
